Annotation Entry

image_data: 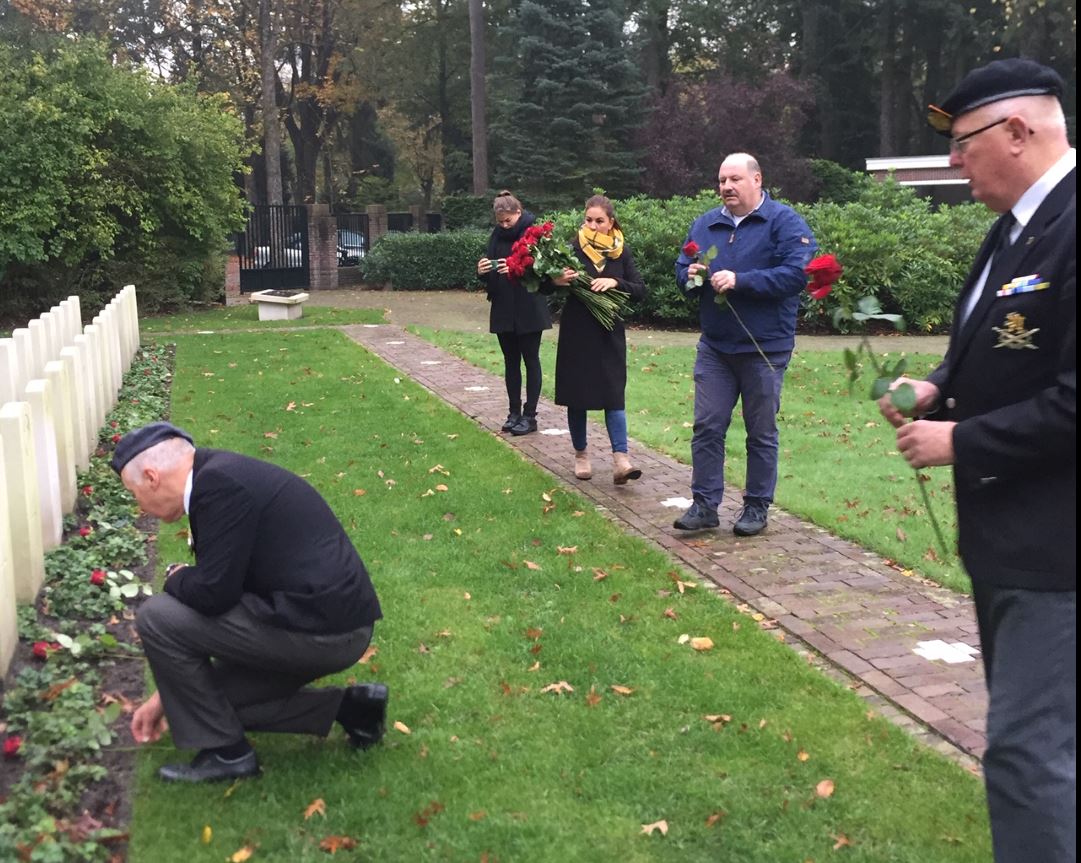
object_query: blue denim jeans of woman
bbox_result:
[689,342,791,511]
[567,408,628,453]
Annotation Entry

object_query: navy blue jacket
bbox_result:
[675,193,816,353]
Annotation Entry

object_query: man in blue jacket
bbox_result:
[115,422,388,783]
[673,153,816,534]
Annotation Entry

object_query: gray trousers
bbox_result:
[973,583,1076,863]
[136,593,373,751]
[690,341,791,510]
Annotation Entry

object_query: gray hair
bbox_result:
[121,436,195,485]
[722,152,762,175]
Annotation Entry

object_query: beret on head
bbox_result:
[111,422,194,475]
[927,57,1064,135]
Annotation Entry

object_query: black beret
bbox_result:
[928,58,1064,135]
[111,421,195,474]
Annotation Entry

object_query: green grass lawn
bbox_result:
[410,327,967,594]
[139,303,384,334]
[127,328,989,862]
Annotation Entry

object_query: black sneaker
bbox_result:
[509,415,537,436]
[501,413,521,432]
[673,501,719,531]
[733,500,769,536]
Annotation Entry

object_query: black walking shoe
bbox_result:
[338,683,389,750]
[501,413,521,432]
[159,749,261,783]
[673,501,719,531]
[733,500,769,536]
[509,415,538,436]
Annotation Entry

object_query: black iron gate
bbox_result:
[236,205,310,293]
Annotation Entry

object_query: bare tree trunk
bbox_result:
[468,0,489,195]
[878,0,898,156]
[895,3,915,154]
[260,0,283,206]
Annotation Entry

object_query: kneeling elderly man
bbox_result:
[116,422,387,782]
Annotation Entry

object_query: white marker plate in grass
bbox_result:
[662,497,695,509]
[913,640,980,664]
[386,340,405,345]
[363,324,380,328]
[420,360,442,365]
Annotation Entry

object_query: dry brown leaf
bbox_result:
[523,560,541,570]
[435,484,449,492]
[592,568,609,581]
[557,546,578,555]
[610,685,634,696]
[201,825,212,845]
[540,681,574,695]
[393,720,412,735]
[797,749,810,762]
[832,833,851,850]
[304,798,327,820]
[585,686,602,707]
[418,643,431,654]
[263,431,278,439]
[815,779,835,798]
[663,607,678,620]
[468,810,487,821]
[230,846,256,862]
[641,820,668,836]
[285,401,296,411]
[896,527,907,542]
[357,645,378,664]
[525,627,543,640]
[463,591,472,600]
[527,661,541,672]
[353,488,367,496]
[690,637,714,651]
[318,835,358,853]
[705,811,727,828]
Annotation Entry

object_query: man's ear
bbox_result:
[142,466,161,488]
[1005,115,1032,148]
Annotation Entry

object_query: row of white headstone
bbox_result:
[0,285,141,675]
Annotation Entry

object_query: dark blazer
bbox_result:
[164,449,383,633]
[927,170,1076,590]
[553,241,647,410]
[480,212,553,335]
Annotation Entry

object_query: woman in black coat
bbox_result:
[550,195,647,483]
[477,191,552,436]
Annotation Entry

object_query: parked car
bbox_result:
[337,230,366,266]
[252,233,304,269]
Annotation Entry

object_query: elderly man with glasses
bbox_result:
[881,58,1076,863]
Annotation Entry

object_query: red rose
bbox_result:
[111,434,121,444]
[82,485,93,496]
[805,254,843,299]
[32,641,51,659]
[109,420,118,428]
[90,569,107,586]
[682,241,700,258]
[522,255,535,267]
[79,526,92,537]
[540,221,555,235]
[3,736,21,759]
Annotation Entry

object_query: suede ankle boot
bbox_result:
[574,449,592,480]
[612,451,642,485]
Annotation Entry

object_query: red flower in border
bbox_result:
[90,569,107,587]
[32,641,51,660]
[682,241,700,258]
[3,736,21,759]
[805,254,843,300]
[79,526,92,537]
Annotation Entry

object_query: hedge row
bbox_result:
[362,179,994,333]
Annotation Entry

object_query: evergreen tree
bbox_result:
[491,0,646,201]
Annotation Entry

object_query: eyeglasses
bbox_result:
[949,117,1008,154]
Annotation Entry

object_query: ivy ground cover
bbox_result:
[412,328,967,594]
[125,328,990,861]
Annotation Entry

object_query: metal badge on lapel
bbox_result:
[997,273,1050,298]
[992,312,1040,350]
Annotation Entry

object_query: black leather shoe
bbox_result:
[509,415,537,436]
[673,501,719,531]
[733,500,769,536]
[158,749,260,783]
[340,683,389,750]
[501,413,521,432]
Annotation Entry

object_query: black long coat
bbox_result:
[553,241,647,410]
[480,213,552,335]
[926,170,1075,591]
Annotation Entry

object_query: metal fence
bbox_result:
[236,205,309,293]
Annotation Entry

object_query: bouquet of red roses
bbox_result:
[505,221,630,331]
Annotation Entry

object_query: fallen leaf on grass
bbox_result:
[304,798,327,820]
[663,608,678,620]
[816,779,835,798]
[318,835,358,853]
[705,811,726,828]
[285,401,296,411]
[393,721,412,735]
[357,645,378,664]
[525,627,543,640]
[201,825,212,844]
[610,685,634,696]
[690,637,714,651]
[468,811,487,821]
[797,749,810,762]
[557,546,578,555]
[592,568,609,581]
[641,820,668,836]
[353,488,367,496]
[230,846,255,862]
[585,686,602,707]
[541,681,574,695]
[523,560,541,570]
[832,833,852,850]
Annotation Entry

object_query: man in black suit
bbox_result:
[879,59,1075,862]
[114,422,389,783]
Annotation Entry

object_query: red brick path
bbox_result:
[343,324,987,770]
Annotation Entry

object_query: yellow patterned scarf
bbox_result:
[578,227,625,271]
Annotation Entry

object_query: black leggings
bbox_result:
[496,331,543,416]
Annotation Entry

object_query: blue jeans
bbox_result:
[567,408,628,453]
[690,341,791,510]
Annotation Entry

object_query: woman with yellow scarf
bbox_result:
[550,195,647,483]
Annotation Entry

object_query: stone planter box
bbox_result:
[250,289,310,321]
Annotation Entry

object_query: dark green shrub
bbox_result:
[441,194,492,230]
[809,159,873,204]
[358,230,490,290]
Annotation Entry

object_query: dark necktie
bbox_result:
[993,212,1016,262]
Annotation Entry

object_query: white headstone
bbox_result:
[44,360,77,514]
[0,338,19,407]
[0,442,18,675]
[28,318,47,380]
[12,328,33,392]
[0,402,46,601]
[83,324,109,422]
[67,295,84,345]
[59,347,91,470]
[25,379,63,550]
